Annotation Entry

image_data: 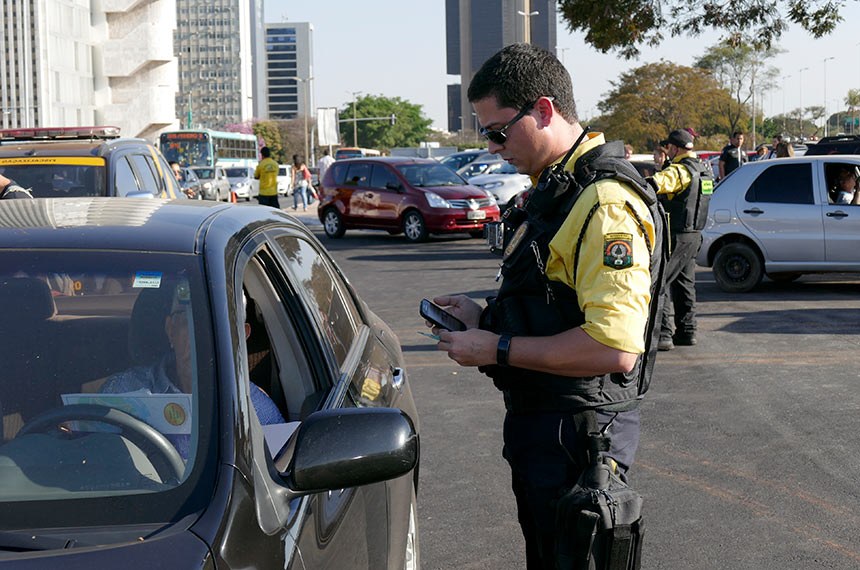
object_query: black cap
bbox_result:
[660,129,694,150]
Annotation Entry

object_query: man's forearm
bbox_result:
[507,327,638,377]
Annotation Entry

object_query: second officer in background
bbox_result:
[648,129,713,350]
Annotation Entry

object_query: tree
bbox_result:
[596,61,734,151]
[694,41,780,140]
[846,89,860,135]
[338,95,432,150]
[558,0,845,58]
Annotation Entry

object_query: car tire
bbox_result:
[404,487,420,570]
[323,208,346,238]
[402,211,428,243]
[713,242,764,293]
[767,272,802,283]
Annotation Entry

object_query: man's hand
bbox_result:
[437,328,499,367]
[430,295,482,330]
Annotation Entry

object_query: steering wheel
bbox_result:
[18,404,185,482]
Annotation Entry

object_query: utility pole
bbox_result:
[823,57,835,137]
[348,91,362,147]
[517,0,539,45]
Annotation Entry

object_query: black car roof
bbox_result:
[0,198,297,252]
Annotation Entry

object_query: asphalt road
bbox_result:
[296,215,860,570]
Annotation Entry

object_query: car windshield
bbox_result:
[396,163,466,187]
[225,168,249,178]
[192,168,214,179]
[0,251,215,528]
[0,163,107,198]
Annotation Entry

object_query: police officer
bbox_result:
[718,130,746,179]
[649,129,713,350]
[0,174,33,199]
[427,44,665,569]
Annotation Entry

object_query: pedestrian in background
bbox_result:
[767,134,784,159]
[751,144,769,162]
[775,140,795,158]
[426,43,665,569]
[718,131,746,180]
[317,148,335,187]
[647,129,713,351]
[291,154,311,211]
[254,147,280,209]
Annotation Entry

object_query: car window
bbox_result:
[370,164,400,190]
[129,154,161,196]
[272,235,360,367]
[397,163,466,187]
[745,163,814,204]
[0,251,216,523]
[330,162,348,185]
[114,156,141,196]
[344,163,371,186]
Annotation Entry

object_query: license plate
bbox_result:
[467,210,486,220]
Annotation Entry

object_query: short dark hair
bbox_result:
[260,146,271,158]
[467,43,577,123]
[732,131,745,138]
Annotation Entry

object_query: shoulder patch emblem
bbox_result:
[603,233,633,269]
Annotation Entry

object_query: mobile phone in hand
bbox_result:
[420,298,467,332]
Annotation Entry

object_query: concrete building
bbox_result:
[174,0,261,129]
[263,22,314,121]
[0,0,178,139]
[445,0,556,133]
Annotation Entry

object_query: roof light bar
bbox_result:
[0,126,121,141]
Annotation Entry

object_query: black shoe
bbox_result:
[657,337,674,351]
[673,332,697,346]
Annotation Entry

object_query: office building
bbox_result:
[445,0,556,133]
[174,0,261,129]
[263,23,314,121]
[0,0,176,139]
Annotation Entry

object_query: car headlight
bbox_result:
[425,192,452,208]
[203,182,212,189]
[478,181,504,190]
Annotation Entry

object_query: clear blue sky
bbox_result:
[267,1,860,134]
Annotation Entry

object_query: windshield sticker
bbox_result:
[133,271,163,288]
[0,156,105,166]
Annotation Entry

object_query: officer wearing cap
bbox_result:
[649,129,713,350]
[0,174,33,199]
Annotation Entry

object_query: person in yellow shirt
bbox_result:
[424,43,666,569]
[254,147,280,209]
[648,129,713,351]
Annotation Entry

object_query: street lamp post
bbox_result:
[823,56,835,137]
[781,75,791,134]
[348,90,362,147]
[556,46,569,64]
[517,2,539,44]
[287,76,313,163]
[798,67,809,140]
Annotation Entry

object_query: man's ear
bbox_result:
[535,96,556,127]
[244,322,251,340]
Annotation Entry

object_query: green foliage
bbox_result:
[252,121,283,160]
[339,95,432,151]
[596,61,735,150]
[558,0,845,58]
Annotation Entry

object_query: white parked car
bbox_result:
[277,165,293,196]
[224,166,259,201]
[696,155,860,292]
[468,161,532,210]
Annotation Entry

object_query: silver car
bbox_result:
[696,155,860,292]
[190,166,232,201]
[468,162,532,210]
[224,166,259,201]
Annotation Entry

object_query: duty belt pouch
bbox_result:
[554,415,644,570]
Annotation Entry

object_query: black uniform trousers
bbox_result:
[502,406,640,570]
[659,231,702,339]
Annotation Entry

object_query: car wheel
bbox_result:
[402,211,428,243]
[323,208,346,238]
[713,242,764,293]
[404,488,420,570]
[767,272,802,283]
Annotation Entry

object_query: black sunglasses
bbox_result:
[479,100,540,145]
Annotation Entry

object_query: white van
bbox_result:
[277,165,293,196]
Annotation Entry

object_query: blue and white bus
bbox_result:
[159,129,259,169]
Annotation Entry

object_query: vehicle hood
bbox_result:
[0,527,211,569]
[417,185,488,200]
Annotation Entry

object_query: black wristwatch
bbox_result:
[497,334,513,367]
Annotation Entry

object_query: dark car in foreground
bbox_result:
[0,198,420,569]
[318,157,500,242]
[696,155,860,292]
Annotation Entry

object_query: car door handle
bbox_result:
[742,208,764,215]
[392,367,405,390]
[826,210,849,218]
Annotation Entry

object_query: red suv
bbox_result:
[318,157,500,242]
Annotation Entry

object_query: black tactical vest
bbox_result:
[660,156,714,234]
[479,140,668,413]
